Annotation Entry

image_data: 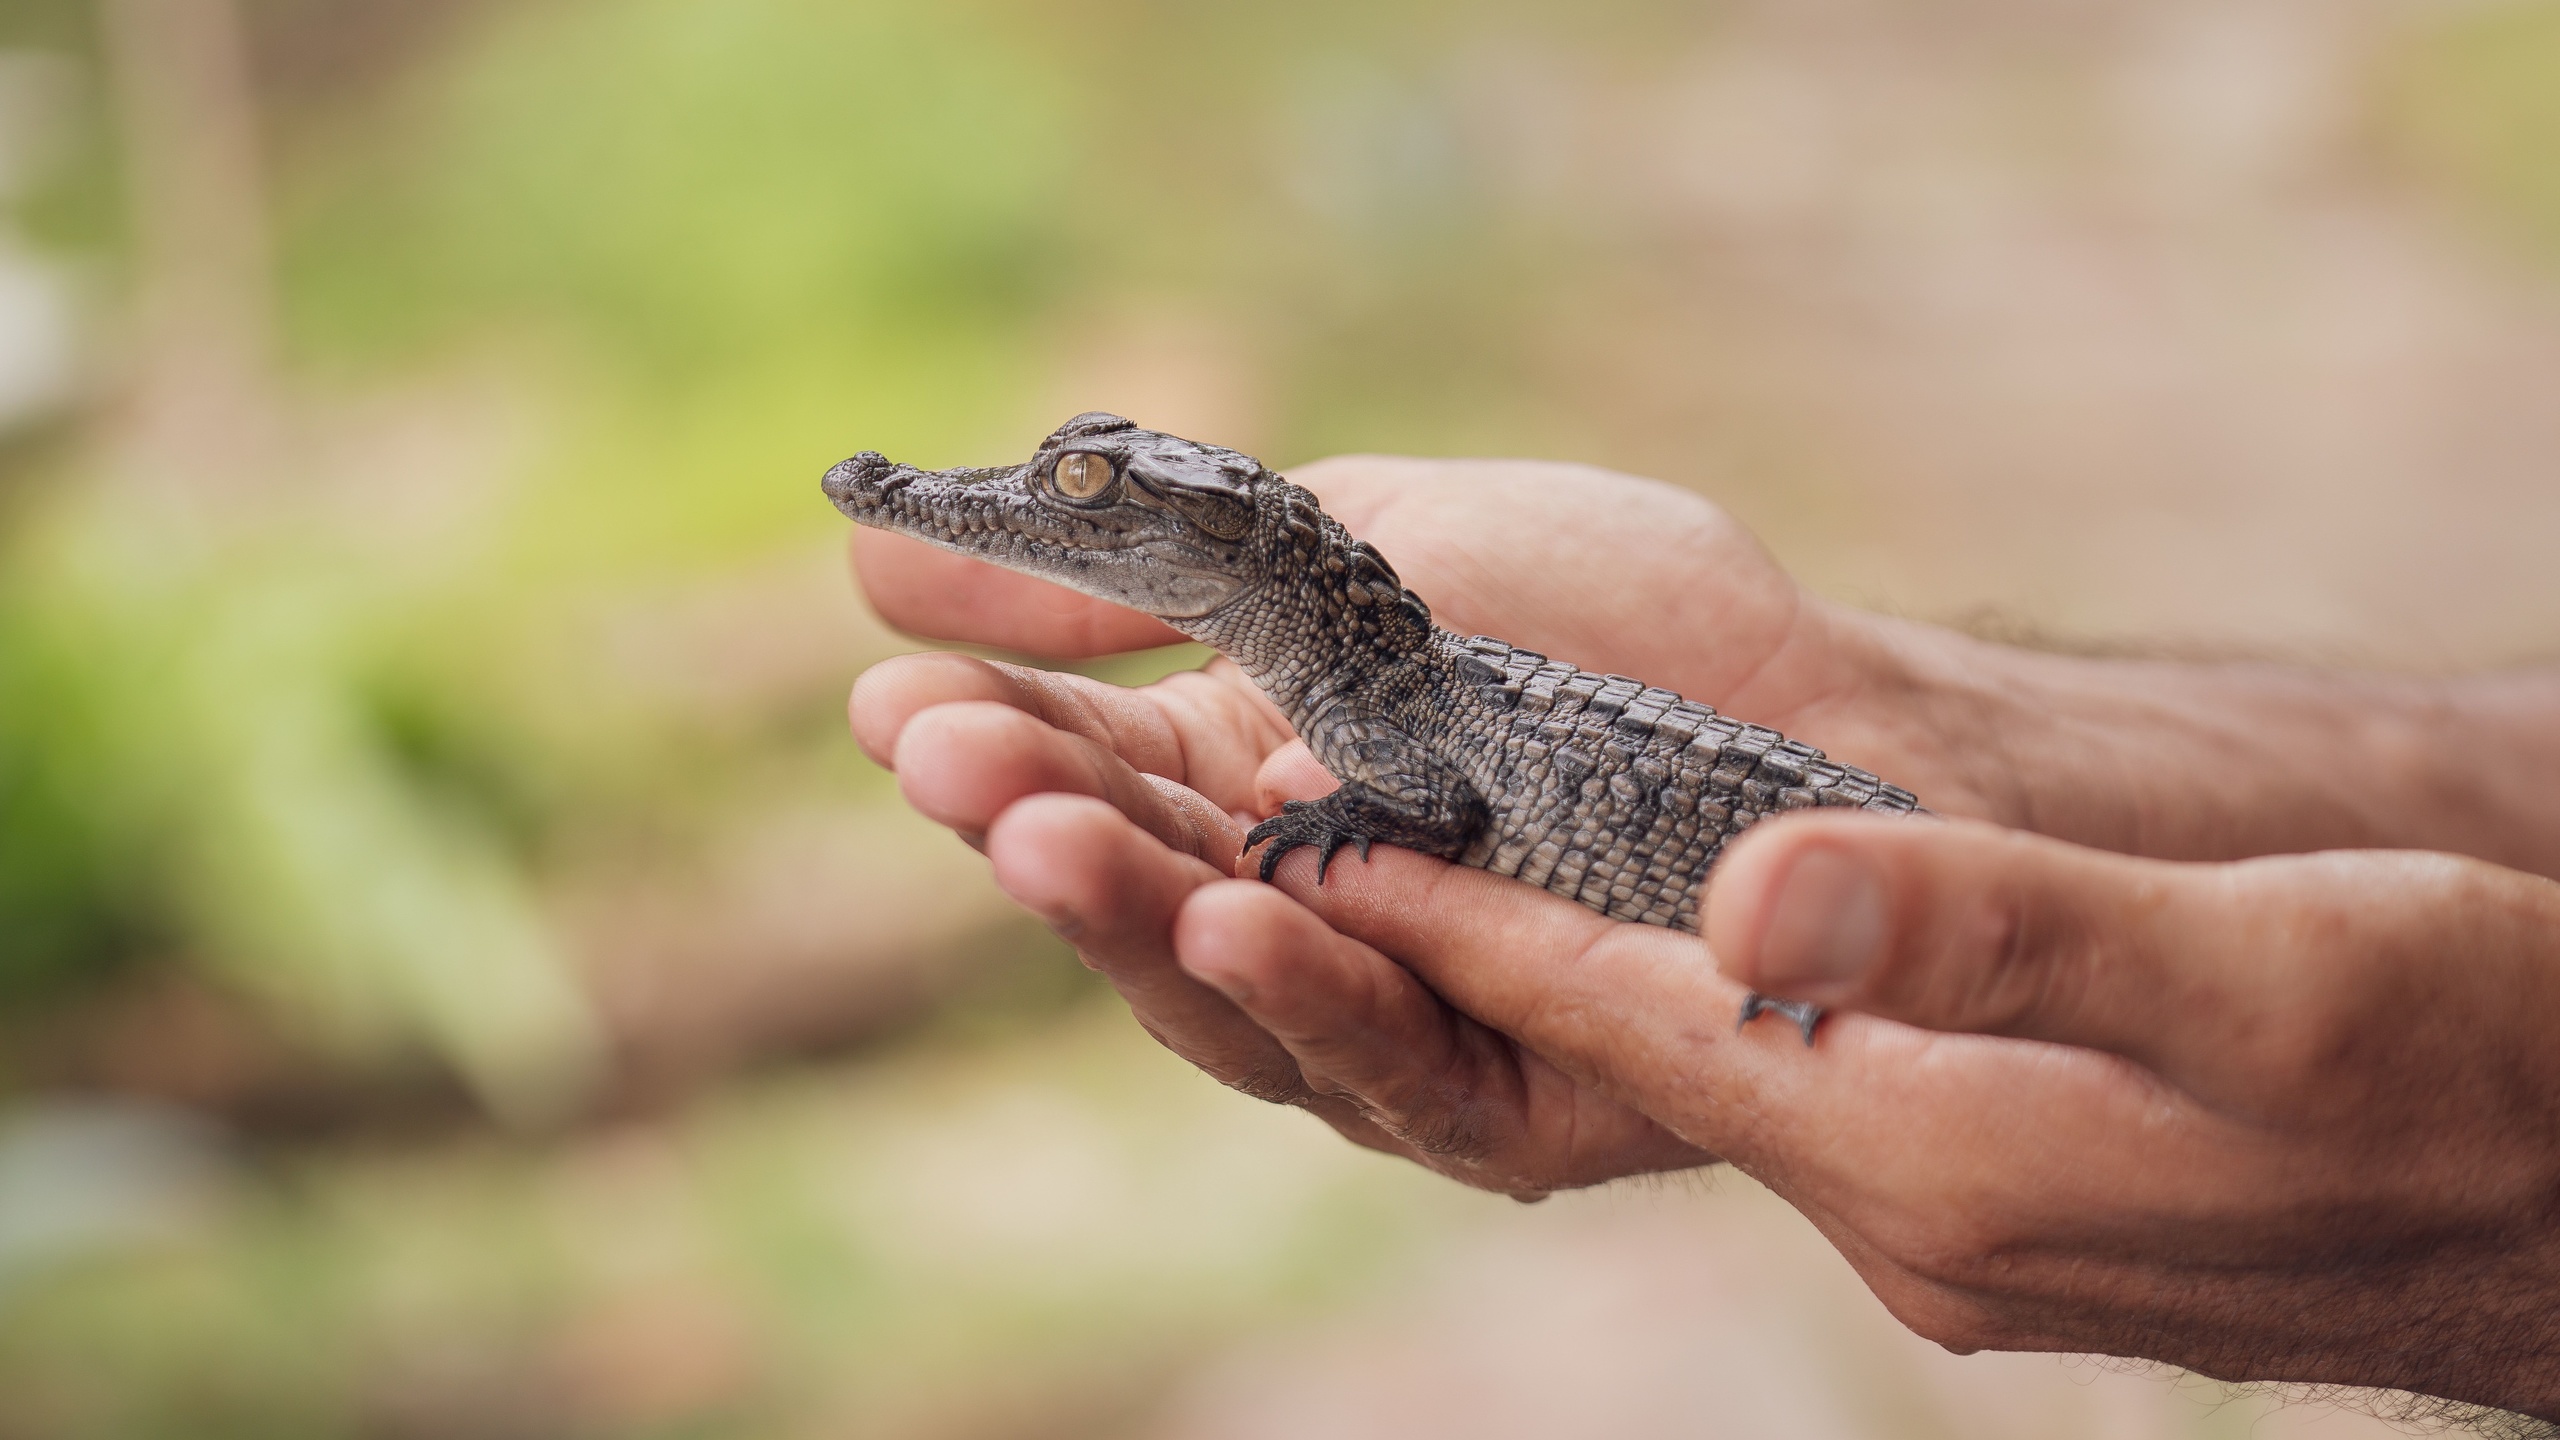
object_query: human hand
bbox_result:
[851,451,2049,1186]
[861,627,2560,1413]
[844,449,2329,1196]
[851,450,2560,1411]
[850,454,1980,1194]
[1221,808,2560,1418]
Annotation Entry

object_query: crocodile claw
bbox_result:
[1738,992,1822,1047]
[1245,800,1375,883]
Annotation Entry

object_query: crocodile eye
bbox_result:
[1050,452,1116,501]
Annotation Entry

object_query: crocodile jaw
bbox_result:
[822,450,1252,621]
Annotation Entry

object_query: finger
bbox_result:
[1707,812,2560,1103]
[999,800,1939,1232]
[1176,879,1505,1175]
[891,700,1241,862]
[1252,843,1785,1138]
[851,653,1028,768]
[1250,739,1336,813]
[853,653,1293,813]
[851,528,1182,656]
[1177,879,1712,1192]
[984,794,1423,1159]
[984,794,1298,1096]
[1252,828,2207,1217]
[1703,813,2220,1074]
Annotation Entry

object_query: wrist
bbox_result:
[1785,605,2050,832]
[1869,619,2171,844]
[1833,612,2560,870]
[1859,617,2385,857]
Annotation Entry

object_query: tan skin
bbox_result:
[848,455,2560,1420]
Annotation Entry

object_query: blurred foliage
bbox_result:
[0,578,169,1007]
[0,5,116,282]
[0,2,1657,1419]
[2392,0,2560,266]
[278,0,1080,574]
[0,0,1654,1102]
[0,1007,1463,1439]
[0,501,605,1121]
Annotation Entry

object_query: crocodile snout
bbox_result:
[821,452,906,513]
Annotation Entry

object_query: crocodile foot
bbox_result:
[1245,799,1376,883]
[1737,993,1822,1047]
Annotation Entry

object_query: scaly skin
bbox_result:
[823,413,1925,1042]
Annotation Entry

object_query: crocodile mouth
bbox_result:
[825,456,1186,554]
[821,447,1250,619]
[1136,536,1229,566]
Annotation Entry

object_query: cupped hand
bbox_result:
[849,453,1996,1196]
[850,451,2560,1412]
[1243,810,2560,1418]
[853,649,1708,1196]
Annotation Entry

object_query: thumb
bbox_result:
[850,527,1183,657]
[1704,813,2235,1079]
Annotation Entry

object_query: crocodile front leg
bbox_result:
[1244,720,1489,884]
[1738,993,1823,1046]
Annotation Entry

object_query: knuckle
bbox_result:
[1194,1052,1311,1107]
[2249,964,2385,1080]
[1864,1272,2015,1356]
[1230,1067,1313,1106]
[1425,1154,1557,1202]
[1290,1087,1549,1198]
[1303,1073,1372,1110]
[1917,1308,2006,1356]
[1379,1097,1500,1163]
[1869,1210,2026,1291]
[1964,884,2078,1032]
[2248,1011,2345,1082]
[1296,1068,1503,1165]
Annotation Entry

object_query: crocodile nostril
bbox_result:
[822,454,884,506]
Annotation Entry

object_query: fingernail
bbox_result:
[1753,846,1887,995]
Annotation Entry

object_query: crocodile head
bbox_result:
[822,412,1270,620]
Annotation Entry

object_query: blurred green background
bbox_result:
[2,1,2558,1436]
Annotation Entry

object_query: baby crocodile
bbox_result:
[823,414,1923,1043]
